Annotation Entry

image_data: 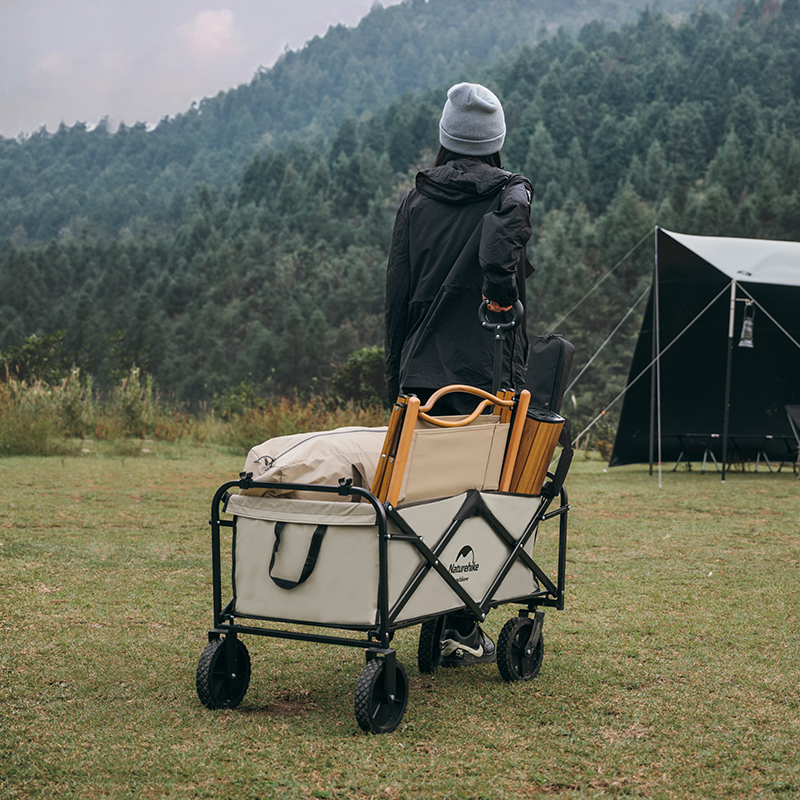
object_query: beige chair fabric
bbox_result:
[396,414,510,505]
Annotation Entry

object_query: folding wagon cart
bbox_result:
[195,380,572,734]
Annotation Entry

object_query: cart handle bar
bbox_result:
[479,299,524,397]
[478,299,524,333]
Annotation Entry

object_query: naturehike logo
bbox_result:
[449,545,480,583]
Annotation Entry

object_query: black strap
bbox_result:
[543,418,573,498]
[268,522,328,590]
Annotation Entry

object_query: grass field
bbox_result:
[1,446,798,799]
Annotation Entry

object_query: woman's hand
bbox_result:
[482,295,513,313]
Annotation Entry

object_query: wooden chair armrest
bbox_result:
[418,384,514,427]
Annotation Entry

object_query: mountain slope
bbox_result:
[0,0,730,243]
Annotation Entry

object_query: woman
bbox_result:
[384,82,535,664]
[385,81,533,414]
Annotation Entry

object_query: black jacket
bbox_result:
[385,159,533,402]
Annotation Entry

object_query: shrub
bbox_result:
[112,366,155,438]
[0,380,63,456]
[213,381,266,421]
[0,332,68,384]
[153,409,196,442]
[0,367,388,456]
[58,368,95,438]
[329,346,387,407]
[224,395,389,454]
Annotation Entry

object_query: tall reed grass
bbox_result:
[0,368,390,457]
[0,379,63,456]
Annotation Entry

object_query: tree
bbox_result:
[642,140,668,202]
[665,101,712,180]
[329,116,359,164]
[330,346,386,406]
[706,130,747,202]
[683,183,736,235]
[561,137,590,202]
[0,332,67,384]
[782,0,800,24]
[524,124,559,204]
[587,115,636,211]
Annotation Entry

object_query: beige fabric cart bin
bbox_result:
[226,490,544,629]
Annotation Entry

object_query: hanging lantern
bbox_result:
[738,301,755,348]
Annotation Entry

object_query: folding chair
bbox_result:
[371,385,531,507]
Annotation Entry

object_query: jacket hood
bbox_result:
[415,160,510,205]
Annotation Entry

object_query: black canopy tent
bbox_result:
[610,228,800,472]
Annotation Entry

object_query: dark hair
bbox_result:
[433,145,502,169]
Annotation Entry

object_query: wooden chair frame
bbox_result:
[371,385,531,507]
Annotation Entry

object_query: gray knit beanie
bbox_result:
[439,82,506,156]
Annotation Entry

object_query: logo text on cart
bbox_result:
[449,545,480,582]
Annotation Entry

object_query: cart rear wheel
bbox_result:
[354,658,409,734]
[417,616,445,674]
[196,637,251,709]
[497,617,544,683]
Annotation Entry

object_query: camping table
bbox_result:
[672,434,721,473]
[727,435,776,472]
[673,434,782,473]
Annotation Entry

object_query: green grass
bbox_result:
[1,448,798,799]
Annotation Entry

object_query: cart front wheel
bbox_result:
[417,616,445,674]
[354,658,408,734]
[497,616,544,683]
[196,637,251,709]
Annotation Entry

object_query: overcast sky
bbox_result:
[0,0,404,139]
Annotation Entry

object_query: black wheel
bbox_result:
[354,658,409,734]
[497,616,544,683]
[417,616,445,674]
[196,637,251,709]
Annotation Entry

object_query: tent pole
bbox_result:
[649,228,658,476]
[721,280,737,483]
[655,230,663,489]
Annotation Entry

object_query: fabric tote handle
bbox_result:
[268,522,328,590]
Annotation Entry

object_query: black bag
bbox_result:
[525,335,575,413]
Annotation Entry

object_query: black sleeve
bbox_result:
[384,197,411,403]
[478,175,533,307]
